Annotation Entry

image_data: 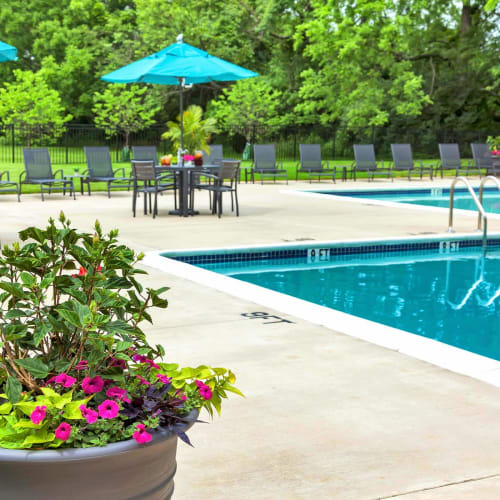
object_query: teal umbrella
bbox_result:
[0,41,17,62]
[101,34,258,154]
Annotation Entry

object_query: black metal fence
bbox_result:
[0,123,496,165]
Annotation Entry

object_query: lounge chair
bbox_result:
[21,148,75,201]
[83,146,132,197]
[390,144,433,180]
[131,146,160,164]
[0,171,20,202]
[202,144,223,165]
[296,144,336,183]
[438,143,477,178]
[193,160,240,218]
[471,143,499,177]
[352,144,393,182]
[252,144,288,184]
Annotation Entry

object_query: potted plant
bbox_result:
[0,213,241,499]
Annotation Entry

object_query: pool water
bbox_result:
[319,187,500,213]
[197,248,500,361]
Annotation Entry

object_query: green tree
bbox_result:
[92,85,160,147]
[208,79,285,142]
[162,105,218,154]
[0,69,72,146]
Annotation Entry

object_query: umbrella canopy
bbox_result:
[0,41,17,62]
[101,34,258,154]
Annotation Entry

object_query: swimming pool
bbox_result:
[146,235,500,386]
[316,186,500,213]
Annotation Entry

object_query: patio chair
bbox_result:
[131,160,175,219]
[352,144,393,182]
[0,170,20,202]
[193,160,240,218]
[202,144,223,165]
[21,148,75,201]
[252,144,288,184]
[390,144,433,181]
[83,146,132,197]
[471,143,499,177]
[438,143,477,178]
[296,144,336,183]
[132,145,177,207]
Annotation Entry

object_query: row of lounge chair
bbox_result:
[1,142,498,202]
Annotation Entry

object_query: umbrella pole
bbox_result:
[178,78,184,164]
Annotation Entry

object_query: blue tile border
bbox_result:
[314,186,499,198]
[163,238,500,266]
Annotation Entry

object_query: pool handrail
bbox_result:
[478,176,500,230]
[448,176,487,251]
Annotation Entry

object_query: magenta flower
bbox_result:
[200,385,213,400]
[194,380,204,388]
[133,423,152,444]
[136,375,151,386]
[106,386,128,400]
[175,390,187,401]
[55,422,71,441]
[155,373,171,384]
[81,375,104,394]
[44,376,57,386]
[97,399,120,419]
[30,406,47,425]
[54,372,76,388]
[145,359,160,370]
[109,358,127,370]
[132,354,148,363]
[74,360,88,371]
[79,405,98,424]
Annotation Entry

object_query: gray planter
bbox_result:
[0,413,197,500]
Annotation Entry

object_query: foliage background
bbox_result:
[0,0,499,140]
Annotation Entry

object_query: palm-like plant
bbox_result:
[162,105,218,154]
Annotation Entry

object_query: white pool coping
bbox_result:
[144,234,500,389]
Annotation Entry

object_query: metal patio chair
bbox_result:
[252,144,288,184]
[131,160,175,219]
[83,146,132,197]
[21,148,75,201]
[471,143,499,177]
[296,144,336,183]
[193,160,240,217]
[438,143,476,178]
[202,144,223,165]
[0,170,20,201]
[352,144,393,182]
[390,144,433,181]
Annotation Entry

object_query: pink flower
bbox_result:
[82,376,104,394]
[75,360,88,371]
[98,399,120,419]
[54,372,76,388]
[136,375,151,386]
[133,423,152,444]
[44,376,57,386]
[183,154,195,162]
[194,380,204,388]
[55,422,71,441]
[106,386,128,400]
[79,405,98,424]
[132,354,148,363]
[200,385,213,400]
[30,406,47,425]
[109,358,127,370]
[145,359,160,370]
[155,373,171,384]
[175,390,187,401]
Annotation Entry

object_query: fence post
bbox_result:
[293,129,297,162]
[11,124,15,164]
[65,126,69,164]
[115,132,119,162]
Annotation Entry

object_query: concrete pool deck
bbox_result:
[1,178,500,499]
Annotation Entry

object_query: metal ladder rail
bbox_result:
[448,176,488,251]
[477,176,500,230]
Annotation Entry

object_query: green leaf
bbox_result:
[0,282,24,298]
[5,309,28,319]
[63,399,89,419]
[222,382,245,398]
[115,340,133,352]
[23,429,55,446]
[33,321,51,347]
[102,320,136,336]
[0,401,12,414]
[20,272,36,287]
[56,308,82,328]
[15,358,49,379]
[15,402,38,417]
[5,377,22,404]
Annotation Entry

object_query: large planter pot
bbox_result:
[0,411,197,500]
